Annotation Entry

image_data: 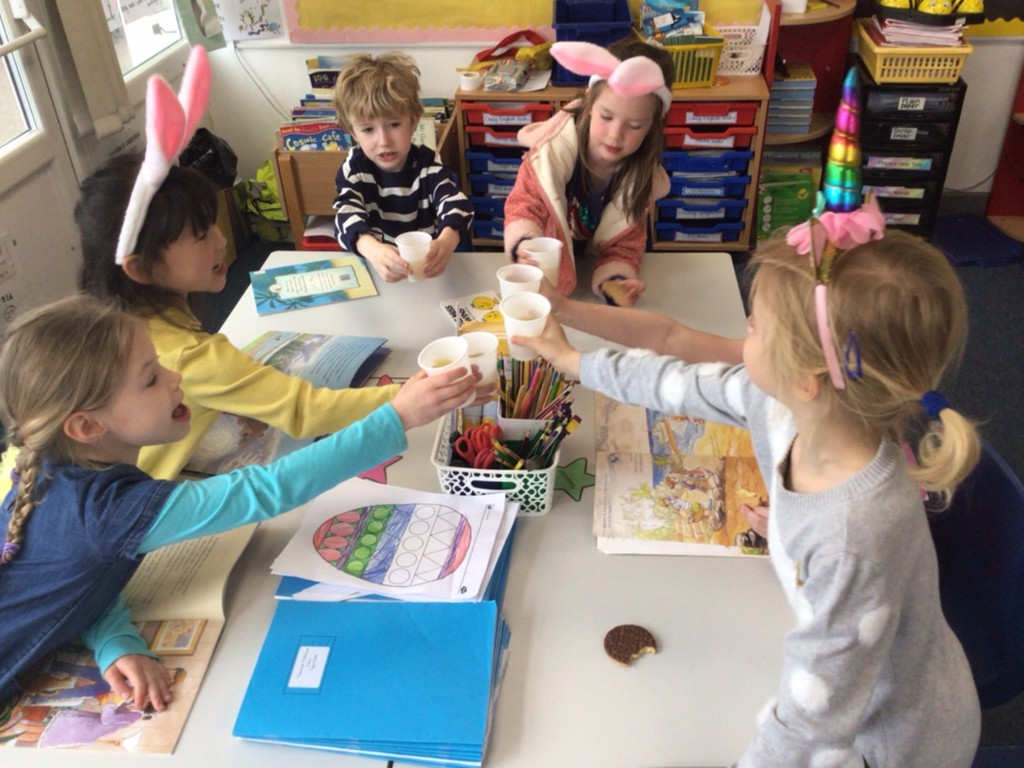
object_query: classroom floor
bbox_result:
[204,196,1024,748]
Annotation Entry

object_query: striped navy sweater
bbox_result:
[333,145,473,254]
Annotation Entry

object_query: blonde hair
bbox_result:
[749,229,979,501]
[0,294,138,565]
[332,53,423,133]
[569,37,674,223]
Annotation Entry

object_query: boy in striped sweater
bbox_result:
[332,53,473,282]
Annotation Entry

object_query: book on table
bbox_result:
[592,393,769,556]
[184,330,390,476]
[0,525,256,753]
[250,254,378,316]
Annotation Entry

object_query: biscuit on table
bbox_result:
[604,624,657,666]
[600,279,630,307]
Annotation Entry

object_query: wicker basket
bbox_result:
[856,19,971,84]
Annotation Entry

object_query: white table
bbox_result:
[7,252,791,768]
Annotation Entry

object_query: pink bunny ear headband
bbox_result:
[785,193,885,390]
[550,41,672,115]
[114,46,211,265]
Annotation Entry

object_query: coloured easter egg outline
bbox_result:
[311,503,472,588]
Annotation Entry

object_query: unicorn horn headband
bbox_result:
[786,67,884,390]
[114,45,211,265]
[550,41,672,116]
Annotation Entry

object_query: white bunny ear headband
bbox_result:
[550,41,671,116]
[114,46,211,265]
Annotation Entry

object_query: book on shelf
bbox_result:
[184,331,390,476]
[250,255,378,316]
[0,525,256,753]
[277,121,351,151]
[771,60,817,90]
[592,393,769,556]
[864,14,966,47]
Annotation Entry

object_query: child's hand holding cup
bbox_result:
[520,237,562,287]
[461,331,499,398]
[500,292,551,362]
[395,231,432,282]
[417,336,476,407]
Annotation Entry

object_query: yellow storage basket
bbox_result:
[641,25,725,88]
[857,19,972,85]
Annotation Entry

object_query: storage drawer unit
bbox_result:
[856,68,966,238]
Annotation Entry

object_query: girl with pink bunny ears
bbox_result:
[72,46,433,485]
[503,38,674,306]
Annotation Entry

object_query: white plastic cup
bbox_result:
[395,231,432,282]
[497,263,543,301]
[521,237,562,286]
[462,331,499,391]
[417,336,474,407]
[459,71,483,91]
[500,293,551,362]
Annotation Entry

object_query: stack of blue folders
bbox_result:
[232,531,514,767]
[767,60,817,135]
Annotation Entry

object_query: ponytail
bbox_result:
[911,393,981,506]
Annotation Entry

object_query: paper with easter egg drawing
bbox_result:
[271,478,515,601]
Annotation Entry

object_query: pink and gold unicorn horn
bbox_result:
[823,67,862,213]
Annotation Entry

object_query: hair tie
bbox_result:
[550,41,672,115]
[1,541,20,563]
[920,390,950,419]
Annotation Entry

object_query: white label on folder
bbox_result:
[269,267,358,300]
[288,644,331,689]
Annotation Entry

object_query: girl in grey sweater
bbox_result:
[514,221,982,767]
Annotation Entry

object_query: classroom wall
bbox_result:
[205,38,1024,199]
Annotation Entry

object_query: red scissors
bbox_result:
[452,423,499,469]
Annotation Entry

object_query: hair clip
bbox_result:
[114,46,211,265]
[844,331,862,380]
[550,41,672,115]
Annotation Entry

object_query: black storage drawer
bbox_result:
[859,73,966,120]
[861,120,954,151]
[862,178,942,210]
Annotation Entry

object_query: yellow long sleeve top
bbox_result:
[137,306,399,480]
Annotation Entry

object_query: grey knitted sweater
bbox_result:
[580,348,980,768]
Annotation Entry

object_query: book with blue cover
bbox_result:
[250,256,378,316]
[232,599,510,766]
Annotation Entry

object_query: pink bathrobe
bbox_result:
[502,103,670,298]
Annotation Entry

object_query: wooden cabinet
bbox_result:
[765,0,857,145]
[453,76,770,253]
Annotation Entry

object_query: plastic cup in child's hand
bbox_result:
[417,336,475,406]
[521,237,562,287]
[497,263,543,301]
[396,231,432,282]
[461,331,499,394]
[500,292,551,362]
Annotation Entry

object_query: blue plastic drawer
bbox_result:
[473,219,505,239]
[669,175,750,198]
[470,196,507,218]
[657,197,748,222]
[662,150,752,174]
[655,221,745,243]
[469,173,516,197]
[465,150,522,177]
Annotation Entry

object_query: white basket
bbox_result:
[432,412,558,516]
[717,43,766,75]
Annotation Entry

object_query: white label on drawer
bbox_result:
[676,186,728,197]
[863,184,926,200]
[287,642,331,690]
[885,212,922,226]
[683,135,737,148]
[487,182,514,195]
[483,114,532,126]
[866,156,933,172]
[675,208,726,220]
[888,126,919,141]
[484,135,523,147]
[673,231,725,242]
[687,111,739,125]
[897,96,927,112]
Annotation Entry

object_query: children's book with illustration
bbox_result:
[593,393,769,557]
[0,526,255,753]
[185,331,390,476]
[250,255,377,316]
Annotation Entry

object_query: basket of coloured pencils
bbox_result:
[431,359,579,516]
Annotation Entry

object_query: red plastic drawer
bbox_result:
[666,101,757,127]
[664,126,757,149]
[465,125,526,149]
[462,102,553,127]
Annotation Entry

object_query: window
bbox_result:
[0,53,29,147]
[103,0,182,76]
